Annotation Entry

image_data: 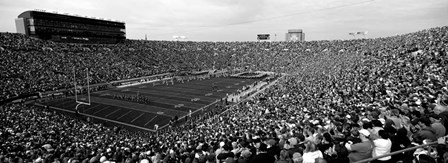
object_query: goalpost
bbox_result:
[74,67,91,112]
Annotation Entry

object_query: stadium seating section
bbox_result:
[0,26,448,163]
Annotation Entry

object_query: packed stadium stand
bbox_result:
[15,10,126,44]
[1,26,448,163]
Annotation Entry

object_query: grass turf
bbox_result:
[41,77,261,130]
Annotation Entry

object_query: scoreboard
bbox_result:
[257,34,270,40]
[285,29,305,42]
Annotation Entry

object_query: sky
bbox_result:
[0,0,447,41]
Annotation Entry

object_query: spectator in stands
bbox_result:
[390,128,411,163]
[429,113,446,138]
[371,130,392,163]
[275,150,292,163]
[217,144,235,163]
[302,141,323,163]
[292,153,303,163]
[413,117,437,143]
[251,143,275,163]
[435,96,448,130]
[346,129,373,163]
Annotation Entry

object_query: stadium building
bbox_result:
[285,29,305,42]
[15,10,126,44]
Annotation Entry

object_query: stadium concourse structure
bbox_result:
[15,10,126,44]
[36,70,281,132]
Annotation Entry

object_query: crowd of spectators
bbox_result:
[1,26,448,163]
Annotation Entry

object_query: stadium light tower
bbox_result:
[350,31,368,39]
[173,35,187,41]
[173,35,180,41]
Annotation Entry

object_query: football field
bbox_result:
[39,77,261,131]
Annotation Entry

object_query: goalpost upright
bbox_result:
[74,67,91,112]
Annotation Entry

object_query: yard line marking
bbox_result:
[117,110,132,120]
[129,89,213,104]
[83,104,102,112]
[148,84,222,92]
[93,106,110,115]
[105,108,121,117]
[35,103,156,132]
[131,113,145,123]
[108,91,204,109]
[159,99,220,130]
[144,115,158,126]
[130,89,218,101]
[86,96,183,116]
